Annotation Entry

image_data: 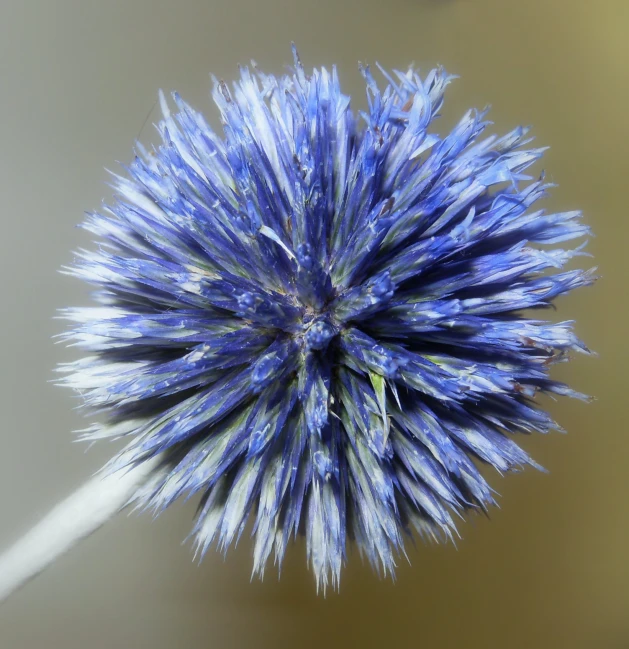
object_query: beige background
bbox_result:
[0,1,626,647]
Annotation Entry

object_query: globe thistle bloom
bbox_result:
[59,47,594,591]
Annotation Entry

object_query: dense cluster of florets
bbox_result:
[59,48,593,590]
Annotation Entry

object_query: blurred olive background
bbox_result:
[0,0,626,647]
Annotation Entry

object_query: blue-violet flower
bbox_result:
[59,47,594,591]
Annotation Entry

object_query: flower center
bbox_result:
[303,318,337,351]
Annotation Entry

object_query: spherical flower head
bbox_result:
[59,46,594,592]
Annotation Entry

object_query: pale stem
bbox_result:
[0,458,158,602]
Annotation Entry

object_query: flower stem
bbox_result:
[0,459,158,602]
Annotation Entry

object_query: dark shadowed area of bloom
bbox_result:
[59,47,594,591]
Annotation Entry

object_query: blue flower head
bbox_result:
[59,47,594,591]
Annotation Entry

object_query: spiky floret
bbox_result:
[58,47,594,591]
